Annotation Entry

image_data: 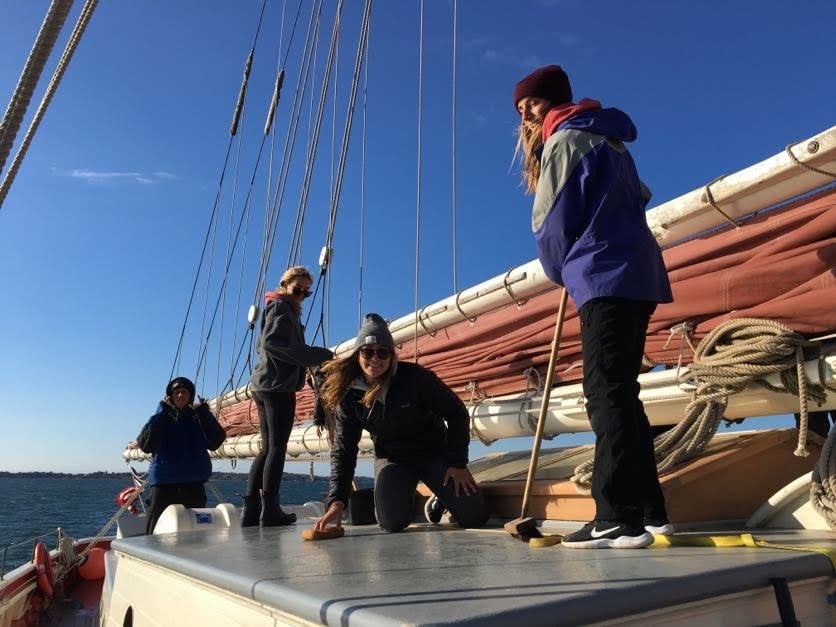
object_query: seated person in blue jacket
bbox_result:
[137,377,227,534]
[313,313,489,533]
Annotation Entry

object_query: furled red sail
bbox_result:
[217,188,835,438]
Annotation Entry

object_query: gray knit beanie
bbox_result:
[353,313,395,351]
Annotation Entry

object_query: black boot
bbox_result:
[241,494,261,527]
[260,494,297,527]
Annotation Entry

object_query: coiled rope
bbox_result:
[571,318,827,493]
[812,427,836,529]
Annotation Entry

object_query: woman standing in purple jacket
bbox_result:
[514,65,673,549]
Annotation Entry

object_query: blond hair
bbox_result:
[278,266,313,292]
[513,117,546,195]
[319,351,396,416]
[273,266,313,317]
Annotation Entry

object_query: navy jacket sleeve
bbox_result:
[326,399,363,507]
[417,367,470,468]
[137,406,167,454]
[195,404,227,451]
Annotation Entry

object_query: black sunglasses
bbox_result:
[291,286,313,298]
[359,347,392,360]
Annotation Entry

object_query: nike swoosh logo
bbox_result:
[590,525,621,538]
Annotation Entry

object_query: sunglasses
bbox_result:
[291,286,313,298]
[359,347,393,360]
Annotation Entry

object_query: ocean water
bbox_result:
[0,476,335,573]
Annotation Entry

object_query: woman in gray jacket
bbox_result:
[243,266,333,527]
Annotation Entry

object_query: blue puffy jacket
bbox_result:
[532,99,672,308]
[137,401,226,487]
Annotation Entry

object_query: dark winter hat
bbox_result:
[513,65,572,110]
[166,377,196,402]
[353,313,395,352]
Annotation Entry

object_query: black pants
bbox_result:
[579,297,667,524]
[373,457,489,532]
[145,483,206,534]
[246,390,296,499]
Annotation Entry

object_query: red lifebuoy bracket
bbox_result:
[32,541,55,599]
[116,487,141,515]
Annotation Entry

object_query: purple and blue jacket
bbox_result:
[532,99,673,308]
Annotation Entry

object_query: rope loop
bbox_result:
[785,141,836,178]
[453,290,477,324]
[502,267,529,308]
[571,318,829,493]
[417,306,437,337]
[466,382,495,446]
[701,175,741,230]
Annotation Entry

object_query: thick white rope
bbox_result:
[0,0,73,175]
[0,0,98,211]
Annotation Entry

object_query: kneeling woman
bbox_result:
[314,313,488,533]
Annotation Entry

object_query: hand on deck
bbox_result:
[314,502,344,531]
[444,467,477,497]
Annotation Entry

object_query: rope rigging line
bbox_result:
[197,107,254,388]
[194,129,284,381]
[213,123,250,393]
[197,1,330,385]
[251,0,323,308]
[358,17,369,326]
[286,0,346,268]
[451,0,458,293]
[413,0,425,363]
[248,0,323,363]
[170,0,270,379]
[216,2,300,394]
[0,0,74,178]
[570,318,829,493]
[0,0,99,212]
[322,0,372,254]
[196,191,224,389]
[307,0,372,347]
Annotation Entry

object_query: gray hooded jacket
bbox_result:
[250,298,333,394]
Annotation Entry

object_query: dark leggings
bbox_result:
[145,483,206,534]
[373,457,488,532]
[246,390,296,498]
[579,297,667,524]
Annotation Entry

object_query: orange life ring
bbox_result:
[116,487,141,515]
[32,541,55,599]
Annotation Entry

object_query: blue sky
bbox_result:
[0,0,834,475]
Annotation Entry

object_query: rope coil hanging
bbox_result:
[811,427,836,529]
[571,318,828,493]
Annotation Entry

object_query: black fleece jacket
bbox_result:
[326,361,470,506]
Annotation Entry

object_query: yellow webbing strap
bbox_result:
[651,533,836,572]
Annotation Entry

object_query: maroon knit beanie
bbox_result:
[513,65,572,110]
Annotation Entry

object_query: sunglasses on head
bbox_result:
[291,286,312,298]
[359,347,392,360]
